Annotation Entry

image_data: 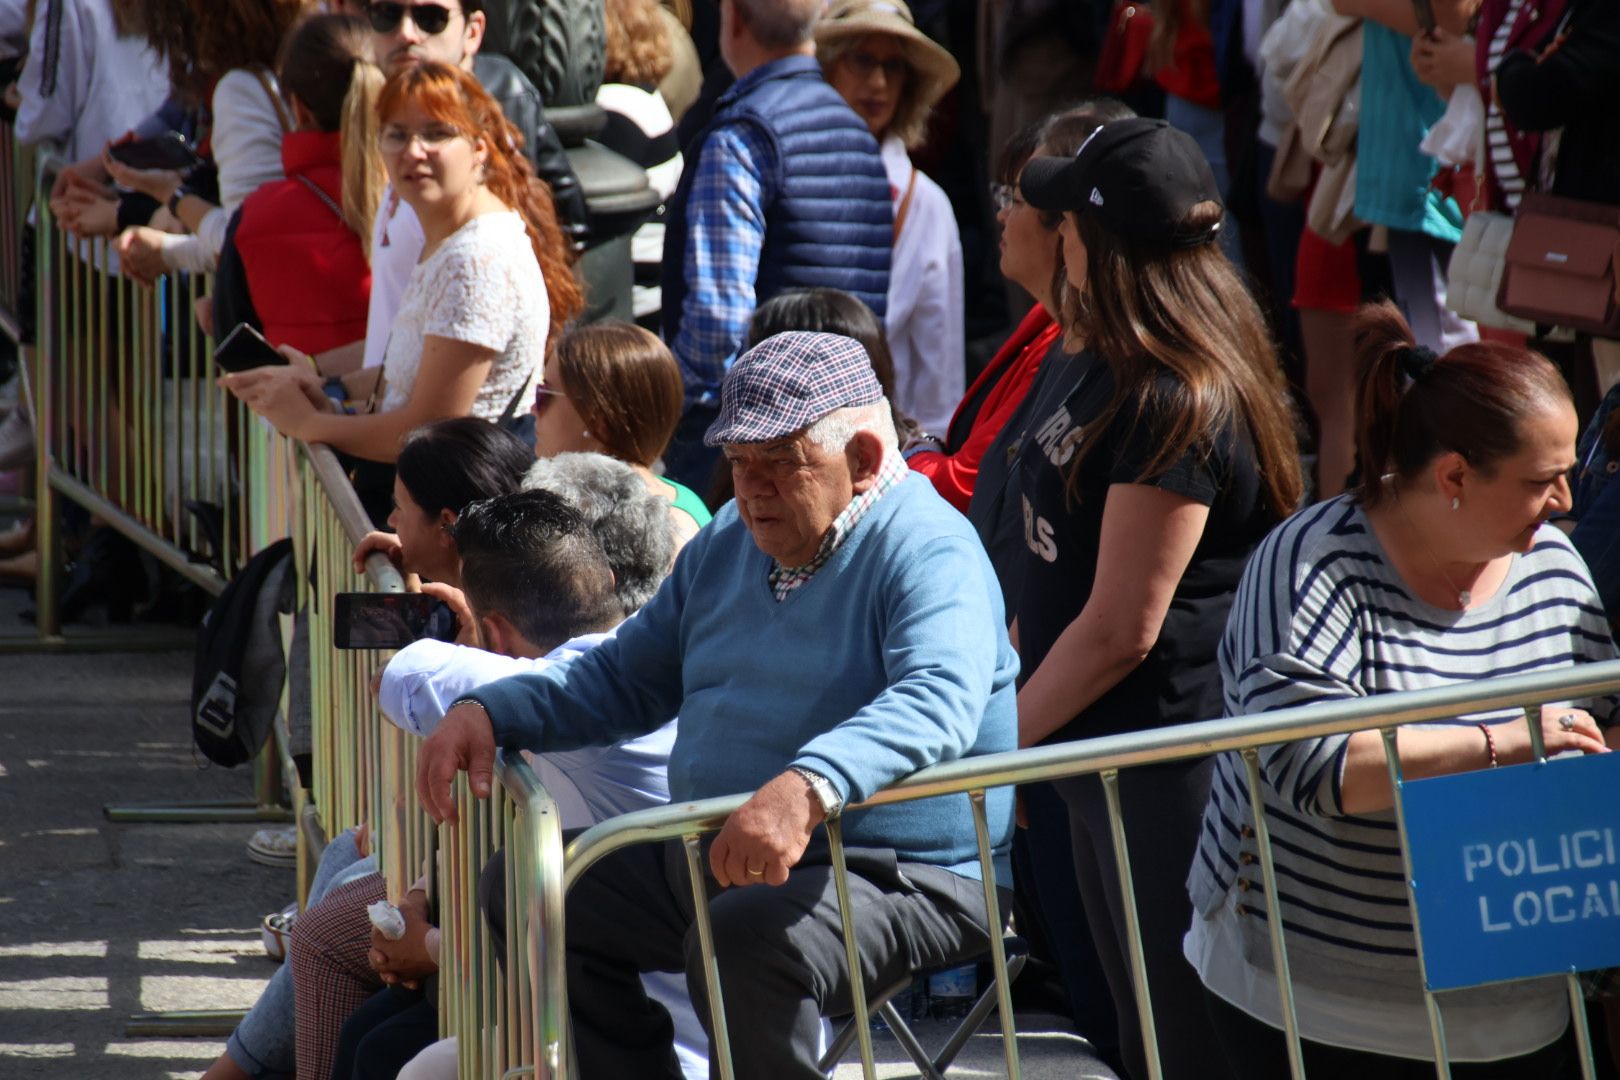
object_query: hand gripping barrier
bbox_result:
[470,659,1620,1080]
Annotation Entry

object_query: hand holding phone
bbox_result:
[106,133,202,174]
[214,323,290,374]
[334,592,457,650]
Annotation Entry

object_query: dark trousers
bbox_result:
[1012,780,1120,1061]
[1056,759,1231,1080]
[1205,987,1578,1079]
[483,838,1003,1079]
[328,983,437,1080]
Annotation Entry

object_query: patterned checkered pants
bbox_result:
[291,872,388,1080]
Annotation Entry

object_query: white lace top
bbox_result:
[381,211,549,420]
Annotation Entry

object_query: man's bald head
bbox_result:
[729,0,822,49]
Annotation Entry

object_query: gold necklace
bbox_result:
[1392,488,1475,609]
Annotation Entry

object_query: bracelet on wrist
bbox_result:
[166,187,186,218]
[1478,722,1498,768]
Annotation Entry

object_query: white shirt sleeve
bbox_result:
[378,639,543,738]
[13,0,87,150]
[160,68,287,272]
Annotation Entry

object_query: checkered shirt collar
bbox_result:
[767,452,909,602]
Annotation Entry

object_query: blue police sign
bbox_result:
[1401,750,1620,991]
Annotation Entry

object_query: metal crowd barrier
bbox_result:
[0,121,32,340]
[28,151,247,641]
[471,659,1620,1080]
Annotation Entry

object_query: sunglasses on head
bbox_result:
[367,1,458,35]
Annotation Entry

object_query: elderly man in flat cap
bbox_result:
[417,331,1016,1078]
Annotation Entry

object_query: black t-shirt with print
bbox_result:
[1013,364,1278,742]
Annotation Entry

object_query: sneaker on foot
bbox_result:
[261,901,298,962]
[247,824,297,868]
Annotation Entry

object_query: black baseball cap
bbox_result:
[1019,118,1224,250]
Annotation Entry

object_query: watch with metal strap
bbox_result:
[789,766,843,818]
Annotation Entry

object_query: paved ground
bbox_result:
[0,641,287,1079]
[0,579,1118,1078]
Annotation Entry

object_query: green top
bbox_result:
[660,476,712,528]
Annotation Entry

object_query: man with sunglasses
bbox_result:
[360,0,590,369]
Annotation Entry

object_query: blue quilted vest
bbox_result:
[662,55,893,398]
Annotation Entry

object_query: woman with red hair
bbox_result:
[223,61,583,464]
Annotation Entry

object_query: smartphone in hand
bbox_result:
[106,133,203,174]
[333,592,449,650]
[214,323,290,374]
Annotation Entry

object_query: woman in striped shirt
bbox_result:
[1186,301,1617,1078]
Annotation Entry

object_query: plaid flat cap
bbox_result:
[703,332,883,446]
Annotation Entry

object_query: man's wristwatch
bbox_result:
[166,187,186,219]
[789,766,843,818]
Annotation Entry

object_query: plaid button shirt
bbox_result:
[768,452,909,602]
[670,68,778,408]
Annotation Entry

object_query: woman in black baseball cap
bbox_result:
[1010,116,1303,1080]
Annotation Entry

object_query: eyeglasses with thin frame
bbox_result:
[989,183,1028,212]
[367,1,459,35]
[378,123,465,155]
[532,384,568,415]
[842,49,908,82]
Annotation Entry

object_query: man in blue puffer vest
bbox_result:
[658,0,894,490]
[419,332,1015,1078]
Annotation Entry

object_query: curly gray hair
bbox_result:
[522,452,676,617]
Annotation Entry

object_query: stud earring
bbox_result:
[1451,497,1460,511]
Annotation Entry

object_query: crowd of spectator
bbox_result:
[4,0,1620,1076]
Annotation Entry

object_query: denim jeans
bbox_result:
[226,832,376,1078]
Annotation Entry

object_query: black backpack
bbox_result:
[191,538,295,767]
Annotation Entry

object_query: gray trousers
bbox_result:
[484,838,1003,1079]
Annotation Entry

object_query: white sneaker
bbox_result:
[261,901,298,963]
[247,824,297,868]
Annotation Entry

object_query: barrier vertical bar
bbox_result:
[826,814,877,1079]
[682,834,735,1080]
[1101,767,1162,1080]
[1380,726,1452,1079]
[969,788,1020,1079]
[34,189,58,639]
[1240,747,1307,1079]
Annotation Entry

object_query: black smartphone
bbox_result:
[214,323,289,374]
[1412,0,1437,34]
[333,592,444,650]
[107,133,203,174]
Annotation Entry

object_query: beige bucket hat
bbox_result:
[814,0,961,111]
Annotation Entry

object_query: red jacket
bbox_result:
[910,304,1061,512]
[234,131,370,355]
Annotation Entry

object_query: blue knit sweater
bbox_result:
[466,474,1018,879]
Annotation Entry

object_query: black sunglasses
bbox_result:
[367,2,458,35]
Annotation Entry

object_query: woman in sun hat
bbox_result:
[815,0,964,437]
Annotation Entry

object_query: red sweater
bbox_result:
[910,304,1061,512]
[234,131,370,355]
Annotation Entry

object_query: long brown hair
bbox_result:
[553,322,684,467]
[1349,301,1570,508]
[378,63,586,326]
[1061,204,1303,518]
[278,14,385,255]
[193,0,306,87]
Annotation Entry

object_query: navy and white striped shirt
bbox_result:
[1186,496,1617,1058]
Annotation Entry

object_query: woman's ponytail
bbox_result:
[1349,299,1570,507]
[1350,300,1420,507]
[340,57,385,258]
